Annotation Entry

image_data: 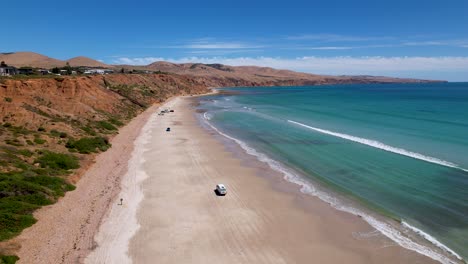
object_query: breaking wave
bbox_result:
[201,112,462,264]
[288,120,468,173]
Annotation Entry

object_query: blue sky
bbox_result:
[2,0,468,81]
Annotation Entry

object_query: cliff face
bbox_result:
[0,73,212,257]
[0,74,208,131]
[0,73,209,190]
[0,73,209,253]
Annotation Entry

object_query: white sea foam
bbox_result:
[402,221,463,260]
[202,113,462,264]
[288,120,468,173]
[203,112,213,120]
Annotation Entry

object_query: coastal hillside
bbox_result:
[0,52,112,68]
[0,51,447,261]
[0,52,64,68]
[121,61,444,85]
[0,73,208,259]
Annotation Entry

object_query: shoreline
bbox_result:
[197,104,462,264]
[119,97,436,263]
[196,88,466,264]
[7,89,455,263]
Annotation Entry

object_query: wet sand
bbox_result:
[118,97,436,263]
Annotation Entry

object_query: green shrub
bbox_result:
[50,130,67,138]
[5,193,49,206]
[2,123,12,128]
[35,152,79,170]
[96,121,117,131]
[33,138,46,145]
[108,118,124,127]
[0,213,36,241]
[25,176,75,196]
[7,126,31,136]
[5,139,22,147]
[13,161,29,170]
[37,127,46,132]
[4,97,12,103]
[0,254,19,264]
[17,149,33,157]
[80,126,96,136]
[66,137,111,154]
[50,129,60,137]
[0,169,76,242]
[0,200,41,215]
[26,140,34,146]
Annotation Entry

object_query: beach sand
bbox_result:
[11,94,439,263]
[10,103,162,264]
[89,97,435,264]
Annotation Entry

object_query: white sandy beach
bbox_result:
[86,97,436,264]
[11,103,163,264]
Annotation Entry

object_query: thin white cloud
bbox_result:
[184,43,261,49]
[402,41,444,46]
[112,56,468,80]
[114,57,164,65]
[402,40,468,48]
[186,49,260,55]
[285,44,398,50]
[165,40,264,50]
[302,46,355,50]
[286,35,468,49]
[286,34,393,42]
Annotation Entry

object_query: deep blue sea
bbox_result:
[197,83,468,264]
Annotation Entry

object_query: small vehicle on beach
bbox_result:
[215,184,227,196]
[166,127,171,132]
[170,110,174,112]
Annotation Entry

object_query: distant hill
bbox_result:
[67,56,109,68]
[0,52,111,68]
[138,61,325,81]
[0,51,444,84]
[119,61,441,85]
[0,52,64,68]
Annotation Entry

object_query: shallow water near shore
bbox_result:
[196,83,468,263]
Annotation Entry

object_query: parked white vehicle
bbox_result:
[215,184,227,196]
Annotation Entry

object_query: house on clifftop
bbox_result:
[0,61,17,76]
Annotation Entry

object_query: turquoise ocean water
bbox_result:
[196,83,468,263]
